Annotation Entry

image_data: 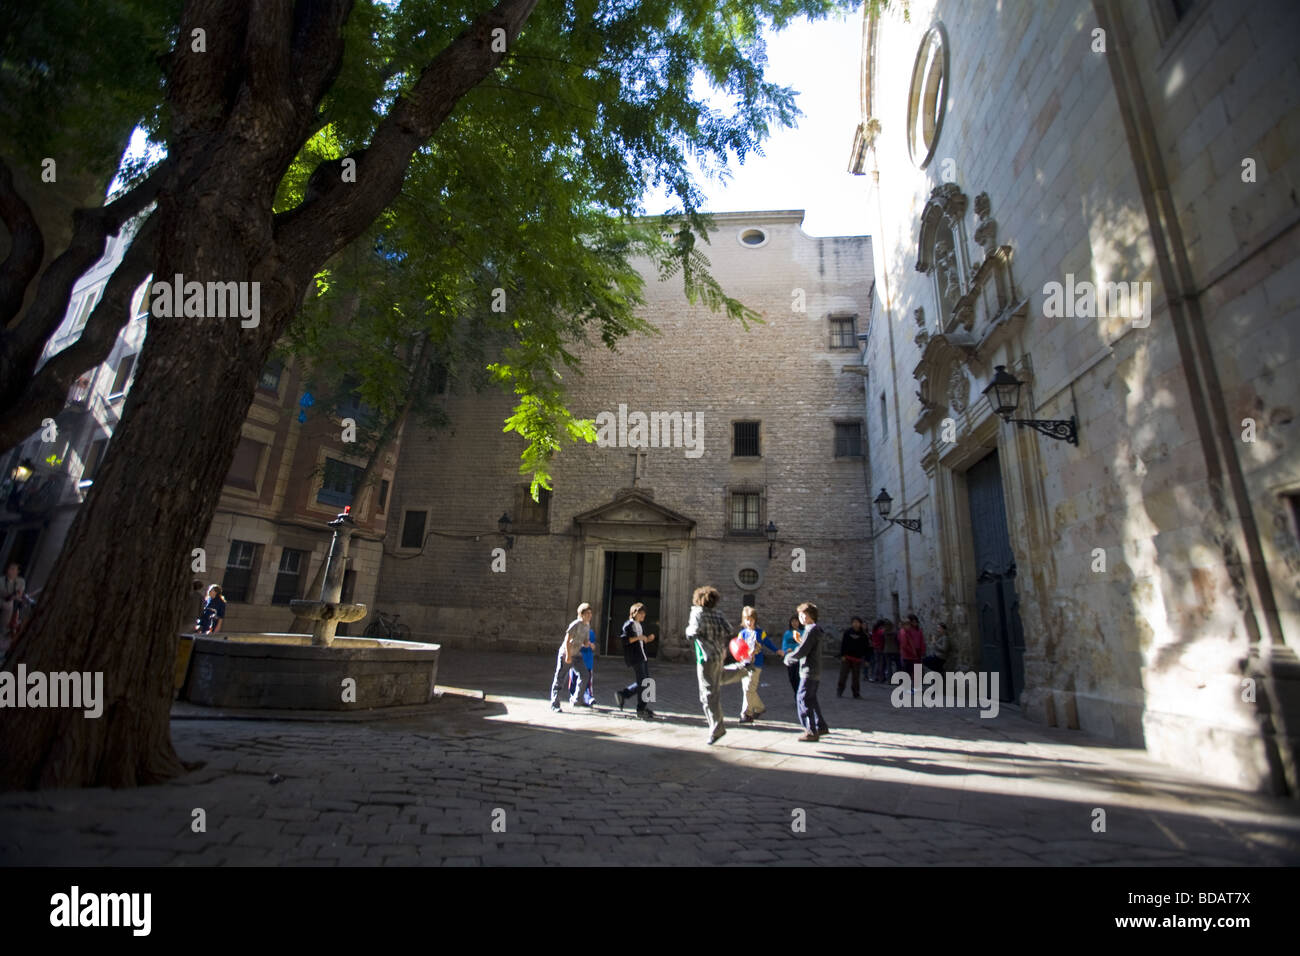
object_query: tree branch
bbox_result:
[0,157,44,325]
[275,0,540,270]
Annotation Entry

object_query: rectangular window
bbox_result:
[258,359,284,393]
[829,315,857,349]
[400,510,427,550]
[316,457,363,507]
[222,540,260,603]
[377,479,390,513]
[732,421,761,457]
[513,484,552,533]
[225,436,266,491]
[71,291,99,333]
[729,492,761,533]
[81,438,108,484]
[835,422,863,458]
[109,353,135,397]
[879,392,888,441]
[271,548,308,605]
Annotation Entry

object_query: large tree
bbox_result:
[0,0,861,789]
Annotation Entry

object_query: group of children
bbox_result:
[545,596,950,744]
[838,614,949,692]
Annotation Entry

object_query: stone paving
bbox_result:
[1,649,1297,866]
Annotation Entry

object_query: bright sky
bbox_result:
[646,6,868,238]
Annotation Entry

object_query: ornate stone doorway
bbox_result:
[571,490,695,662]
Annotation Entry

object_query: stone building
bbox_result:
[848,0,1299,794]
[0,227,401,634]
[376,211,876,660]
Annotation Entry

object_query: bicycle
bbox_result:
[363,610,412,640]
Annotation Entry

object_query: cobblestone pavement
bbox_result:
[1,649,1297,866]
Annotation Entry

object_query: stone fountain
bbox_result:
[179,508,440,711]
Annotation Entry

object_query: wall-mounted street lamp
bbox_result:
[766,520,778,558]
[498,512,514,550]
[982,364,1078,445]
[874,488,922,534]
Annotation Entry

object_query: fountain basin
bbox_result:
[182,632,440,711]
[288,600,368,624]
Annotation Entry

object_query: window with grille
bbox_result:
[729,491,762,533]
[222,540,260,602]
[829,315,857,349]
[317,457,362,507]
[400,510,427,550]
[835,422,863,458]
[733,421,760,457]
[738,568,760,587]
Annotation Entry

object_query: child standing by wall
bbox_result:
[736,606,779,723]
[784,602,830,742]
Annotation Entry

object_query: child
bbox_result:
[615,603,657,719]
[869,618,886,682]
[924,622,949,675]
[567,626,598,704]
[736,607,779,723]
[784,602,829,741]
[837,616,869,698]
[197,584,226,635]
[899,614,926,687]
[781,615,802,695]
[550,603,594,711]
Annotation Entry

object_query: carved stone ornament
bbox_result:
[947,364,969,413]
[973,191,998,256]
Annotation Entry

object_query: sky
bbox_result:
[645,6,870,238]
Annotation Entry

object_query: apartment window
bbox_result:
[222,540,260,602]
[513,484,552,533]
[271,548,308,604]
[835,422,863,458]
[829,315,857,349]
[225,436,266,491]
[81,438,108,484]
[317,457,362,507]
[732,421,761,457]
[336,376,375,424]
[377,479,390,513]
[728,490,763,534]
[71,291,99,333]
[400,510,427,550]
[109,353,136,397]
[258,359,284,393]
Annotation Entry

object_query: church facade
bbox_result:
[376,211,877,660]
[849,0,1300,794]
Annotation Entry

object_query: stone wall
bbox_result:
[856,0,1298,792]
[377,212,877,660]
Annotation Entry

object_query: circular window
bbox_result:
[906,25,948,169]
[738,228,768,248]
[734,565,764,590]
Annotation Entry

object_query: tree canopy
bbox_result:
[0,0,872,789]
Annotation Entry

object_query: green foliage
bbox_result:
[0,0,179,180]
[280,0,860,496]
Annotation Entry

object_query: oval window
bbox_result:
[738,568,760,587]
[738,228,768,247]
[906,25,948,169]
